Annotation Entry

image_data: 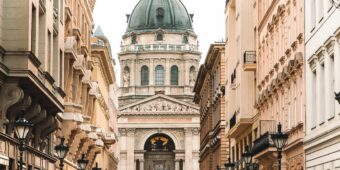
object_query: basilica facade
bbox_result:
[117,0,201,169]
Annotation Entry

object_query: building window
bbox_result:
[136,159,140,170]
[179,159,184,170]
[9,158,14,170]
[183,35,189,44]
[155,65,164,86]
[318,0,324,22]
[131,34,137,44]
[170,65,179,85]
[141,65,149,86]
[31,5,36,54]
[310,0,316,31]
[156,32,163,41]
[311,70,317,129]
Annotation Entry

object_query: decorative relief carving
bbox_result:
[134,128,185,150]
[120,98,199,113]
[119,128,127,136]
[192,128,199,135]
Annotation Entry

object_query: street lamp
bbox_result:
[332,0,340,8]
[224,158,235,170]
[78,154,89,170]
[243,147,252,163]
[242,146,252,170]
[92,162,101,170]
[55,137,69,170]
[335,92,340,104]
[14,111,33,170]
[271,123,288,170]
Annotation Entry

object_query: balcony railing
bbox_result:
[244,51,256,64]
[120,44,199,53]
[243,51,256,71]
[229,112,237,129]
[251,120,276,155]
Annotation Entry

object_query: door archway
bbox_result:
[144,133,175,170]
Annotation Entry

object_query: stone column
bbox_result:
[140,160,144,170]
[334,39,340,114]
[322,48,334,119]
[127,128,135,170]
[165,58,170,94]
[118,128,127,170]
[131,60,136,94]
[175,160,180,170]
[150,59,155,94]
[184,128,192,169]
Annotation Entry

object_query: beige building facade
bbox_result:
[304,1,340,170]
[0,0,119,169]
[194,43,229,169]
[56,0,119,169]
[0,0,65,169]
[117,0,201,169]
[224,0,305,169]
[224,0,257,169]
[254,0,305,169]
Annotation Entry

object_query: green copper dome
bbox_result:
[127,0,193,33]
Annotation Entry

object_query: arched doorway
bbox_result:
[144,133,175,170]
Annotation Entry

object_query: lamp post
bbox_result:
[242,146,252,170]
[14,111,33,170]
[335,92,340,104]
[224,158,235,170]
[55,137,69,170]
[78,154,89,170]
[271,123,288,170]
[92,162,101,170]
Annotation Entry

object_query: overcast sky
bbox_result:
[93,0,225,83]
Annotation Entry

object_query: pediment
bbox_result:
[119,94,199,114]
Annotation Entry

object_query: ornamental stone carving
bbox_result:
[121,98,199,113]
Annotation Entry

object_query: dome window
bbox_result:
[183,35,189,44]
[131,34,137,44]
[156,8,165,18]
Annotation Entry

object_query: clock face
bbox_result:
[154,161,165,170]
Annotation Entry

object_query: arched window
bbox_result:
[141,66,149,86]
[155,65,164,86]
[170,65,179,85]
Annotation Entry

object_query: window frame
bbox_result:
[155,65,164,86]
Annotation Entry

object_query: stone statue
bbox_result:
[123,68,130,87]
[189,67,196,85]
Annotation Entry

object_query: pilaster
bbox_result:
[127,128,135,170]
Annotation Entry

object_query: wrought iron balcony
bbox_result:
[120,44,200,53]
[252,132,272,155]
[229,113,236,129]
[243,51,256,71]
[252,120,276,155]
